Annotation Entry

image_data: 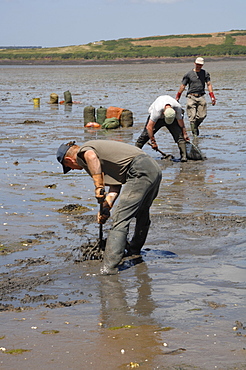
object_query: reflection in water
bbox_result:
[83,127,134,144]
[164,162,208,213]
[64,104,73,113]
[99,262,157,327]
[49,104,59,111]
[95,262,164,367]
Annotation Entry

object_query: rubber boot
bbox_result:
[178,141,187,162]
[127,220,151,256]
[190,122,199,136]
[194,122,200,136]
[135,141,144,149]
[135,131,149,149]
[100,230,127,275]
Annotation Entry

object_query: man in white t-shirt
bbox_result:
[135,95,189,162]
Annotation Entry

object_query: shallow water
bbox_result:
[1,62,245,240]
[0,61,246,369]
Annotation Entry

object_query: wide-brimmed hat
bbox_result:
[195,57,204,65]
[164,107,176,125]
[56,141,76,174]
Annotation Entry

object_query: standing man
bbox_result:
[176,57,216,136]
[135,95,190,162]
[56,140,162,275]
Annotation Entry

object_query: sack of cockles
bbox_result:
[84,105,134,129]
[185,141,206,160]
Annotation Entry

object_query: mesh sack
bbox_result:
[120,109,133,127]
[64,90,72,104]
[84,106,96,125]
[49,93,59,104]
[96,106,107,125]
[186,142,205,160]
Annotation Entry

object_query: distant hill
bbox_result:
[1,30,246,64]
[0,46,42,49]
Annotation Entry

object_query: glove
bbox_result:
[176,92,182,101]
[182,127,189,141]
[92,173,105,203]
[97,200,111,224]
[209,92,216,105]
[150,138,158,151]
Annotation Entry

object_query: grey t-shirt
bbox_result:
[77,140,144,185]
[182,69,210,95]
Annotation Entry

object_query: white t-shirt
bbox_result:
[148,95,183,122]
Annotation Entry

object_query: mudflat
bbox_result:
[0,61,245,369]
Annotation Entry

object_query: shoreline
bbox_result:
[0,55,246,66]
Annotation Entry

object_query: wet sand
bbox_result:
[0,61,246,369]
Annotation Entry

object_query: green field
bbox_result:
[1,30,246,63]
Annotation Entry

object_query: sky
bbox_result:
[1,0,245,48]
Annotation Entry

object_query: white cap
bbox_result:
[195,57,204,65]
[164,107,176,125]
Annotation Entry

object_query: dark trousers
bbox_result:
[112,154,162,234]
[102,154,162,273]
[135,115,185,148]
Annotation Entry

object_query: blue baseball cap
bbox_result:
[56,141,76,174]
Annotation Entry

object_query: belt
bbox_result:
[189,93,204,97]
